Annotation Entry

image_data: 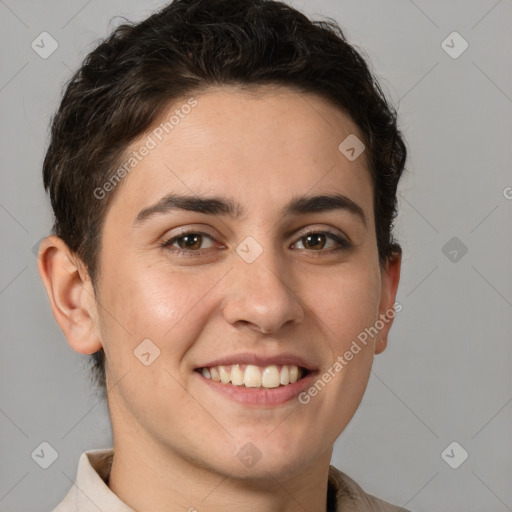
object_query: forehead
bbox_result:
[106,85,373,225]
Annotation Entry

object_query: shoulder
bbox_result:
[328,465,413,512]
[51,449,127,512]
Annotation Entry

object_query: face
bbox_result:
[41,86,400,481]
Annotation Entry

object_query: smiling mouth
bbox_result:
[196,364,309,389]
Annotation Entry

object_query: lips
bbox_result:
[193,352,319,405]
[196,365,318,406]
[195,352,318,372]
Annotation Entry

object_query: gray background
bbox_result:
[1,0,511,511]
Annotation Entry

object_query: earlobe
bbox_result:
[37,235,103,355]
[374,337,388,355]
[374,251,402,355]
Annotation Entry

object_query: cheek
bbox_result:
[99,259,222,365]
[96,261,224,427]
[307,262,381,351]
[289,264,382,447]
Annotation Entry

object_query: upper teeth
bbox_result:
[200,364,304,388]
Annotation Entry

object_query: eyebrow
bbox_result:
[133,192,367,228]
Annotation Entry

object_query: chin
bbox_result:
[216,434,318,482]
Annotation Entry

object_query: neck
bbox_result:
[108,428,332,512]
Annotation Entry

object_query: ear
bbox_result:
[37,235,102,355]
[374,251,402,355]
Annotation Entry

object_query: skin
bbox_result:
[38,86,401,512]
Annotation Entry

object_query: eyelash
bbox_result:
[159,230,351,257]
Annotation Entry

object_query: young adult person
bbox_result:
[37,1,410,510]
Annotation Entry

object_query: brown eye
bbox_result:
[162,232,216,253]
[302,233,327,250]
[176,233,203,250]
[293,231,349,252]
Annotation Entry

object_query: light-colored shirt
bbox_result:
[52,449,411,512]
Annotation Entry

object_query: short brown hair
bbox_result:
[43,0,407,397]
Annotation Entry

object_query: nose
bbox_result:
[221,250,304,334]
